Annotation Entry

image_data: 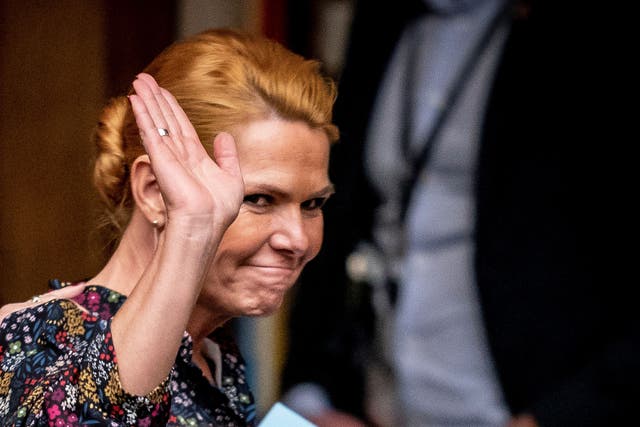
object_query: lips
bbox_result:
[242,264,300,287]
[249,265,296,276]
[246,260,298,271]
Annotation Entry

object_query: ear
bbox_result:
[130,155,166,227]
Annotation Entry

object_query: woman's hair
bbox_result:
[92,29,338,253]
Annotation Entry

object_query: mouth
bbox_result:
[243,264,300,286]
[249,265,296,274]
[246,259,298,269]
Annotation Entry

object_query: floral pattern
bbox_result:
[0,280,256,426]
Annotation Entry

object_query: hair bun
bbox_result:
[92,96,130,227]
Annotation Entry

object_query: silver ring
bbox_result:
[29,295,42,303]
[157,128,170,137]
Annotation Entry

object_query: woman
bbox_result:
[0,29,337,426]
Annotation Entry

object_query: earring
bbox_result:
[152,219,160,227]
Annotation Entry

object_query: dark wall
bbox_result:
[0,0,175,304]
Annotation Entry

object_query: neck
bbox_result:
[187,301,231,343]
[88,210,156,296]
[187,299,232,385]
[90,210,232,353]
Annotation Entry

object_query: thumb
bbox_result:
[213,132,242,178]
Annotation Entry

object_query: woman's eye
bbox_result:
[301,197,328,211]
[243,194,272,207]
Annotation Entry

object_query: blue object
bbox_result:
[259,402,316,427]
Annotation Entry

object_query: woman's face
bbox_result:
[200,118,332,317]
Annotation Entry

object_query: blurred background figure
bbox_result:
[282,1,636,426]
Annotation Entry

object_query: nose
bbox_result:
[269,206,310,257]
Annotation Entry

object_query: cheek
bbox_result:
[216,211,269,259]
[305,217,325,261]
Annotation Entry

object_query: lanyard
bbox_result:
[399,2,513,219]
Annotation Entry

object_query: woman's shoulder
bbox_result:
[1,297,93,361]
[0,282,125,360]
[1,284,170,425]
[0,296,96,422]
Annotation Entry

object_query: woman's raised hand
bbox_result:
[129,73,243,232]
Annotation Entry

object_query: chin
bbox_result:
[240,292,286,317]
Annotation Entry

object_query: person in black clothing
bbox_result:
[282,1,637,426]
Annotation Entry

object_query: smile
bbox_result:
[249,265,296,274]
[242,264,300,286]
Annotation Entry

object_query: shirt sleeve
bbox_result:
[0,299,172,426]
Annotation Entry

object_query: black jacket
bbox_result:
[283,2,637,425]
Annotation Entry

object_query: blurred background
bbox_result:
[0,0,353,416]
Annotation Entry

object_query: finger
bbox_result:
[27,283,86,306]
[159,87,199,141]
[213,132,242,178]
[157,87,206,167]
[0,303,26,323]
[0,284,87,323]
[132,76,172,135]
[41,283,90,314]
[137,74,183,142]
[134,75,189,161]
[43,282,87,300]
[129,94,175,162]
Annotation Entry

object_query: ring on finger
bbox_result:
[29,295,42,303]
[157,128,170,137]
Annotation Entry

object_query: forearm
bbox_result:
[111,219,221,395]
[110,73,243,396]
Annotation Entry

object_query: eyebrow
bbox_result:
[311,183,336,198]
[246,183,335,199]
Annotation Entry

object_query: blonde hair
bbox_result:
[92,29,338,253]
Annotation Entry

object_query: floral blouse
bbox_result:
[0,280,256,426]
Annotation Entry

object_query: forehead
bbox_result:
[232,118,330,179]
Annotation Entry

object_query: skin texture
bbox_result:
[187,118,332,383]
[192,118,332,322]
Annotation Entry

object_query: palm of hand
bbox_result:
[130,73,243,230]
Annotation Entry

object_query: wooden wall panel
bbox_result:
[0,1,106,304]
[0,0,176,304]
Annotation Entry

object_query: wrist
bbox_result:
[163,214,226,246]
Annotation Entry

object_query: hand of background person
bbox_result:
[506,413,540,427]
[130,73,244,234]
[0,283,87,323]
